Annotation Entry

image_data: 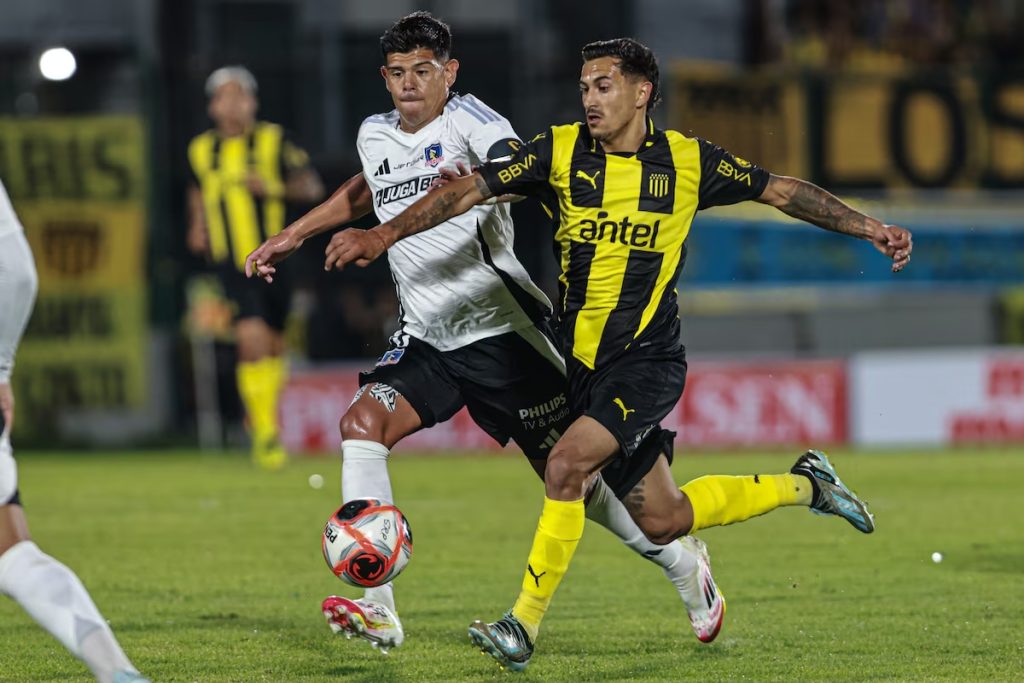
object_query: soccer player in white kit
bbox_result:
[246,12,724,653]
[0,180,149,682]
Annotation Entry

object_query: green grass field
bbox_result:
[1,448,1022,682]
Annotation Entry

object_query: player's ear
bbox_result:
[379,65,389,87]
[636,81,652,110]
[444,59,459,89]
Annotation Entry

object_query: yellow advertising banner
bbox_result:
[1,116,148,436]
[668,65,1024,189]
[668,64,808,179]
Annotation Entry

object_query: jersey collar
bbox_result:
[582,116,662,158]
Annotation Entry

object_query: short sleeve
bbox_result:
[477,129,554,199]
[696,138,770,209]
[451,95,521,164]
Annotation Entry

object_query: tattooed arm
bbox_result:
[757,174,913,272]
[323,172,494,271]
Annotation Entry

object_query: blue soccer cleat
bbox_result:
[791,450,875,534]
[467,612,534,672]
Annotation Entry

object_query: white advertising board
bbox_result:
[851,349,1024,446]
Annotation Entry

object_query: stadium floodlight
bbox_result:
[39,47,77,81]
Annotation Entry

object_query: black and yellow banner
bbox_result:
[0,116,147,436]
[669,65,1024,189]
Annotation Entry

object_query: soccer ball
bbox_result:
[322,498,413,587]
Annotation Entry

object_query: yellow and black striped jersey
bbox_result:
[478,118,769,369]
[188,121,311,271]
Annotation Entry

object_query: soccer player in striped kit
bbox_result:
[247,13,724,654]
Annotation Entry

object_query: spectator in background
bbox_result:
[779,0,1024,70]
[186,66,324,469]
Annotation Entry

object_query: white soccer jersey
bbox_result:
[357,93,552,351]
[0,179,22,238]
[0,179,37,385]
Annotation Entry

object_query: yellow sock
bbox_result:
[681,473,811,534]
[510,497,585,641]
[236,358,279,442]
[262,355,287,433]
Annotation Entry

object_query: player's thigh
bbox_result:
[349,338,465,446]
[340,383,423,448]
[234,317,276,360]
[0,504,31,556]
[223,265,288,361]
[543,414,621,491]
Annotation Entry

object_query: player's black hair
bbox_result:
[581,38,661,110]
[380,11,453,62]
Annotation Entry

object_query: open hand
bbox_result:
[871,224,913,272]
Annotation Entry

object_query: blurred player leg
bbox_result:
[0,440,147,683]
[235,318,287,470]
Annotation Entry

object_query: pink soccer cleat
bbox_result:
[321,595,404,654]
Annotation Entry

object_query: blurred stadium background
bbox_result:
[4,1,1024,681]
[5,0,1024,453]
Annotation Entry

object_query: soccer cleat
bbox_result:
[467,612,534,672]
[791,449,875,533]
[677,536,726,643]
[253,435,287,471]
[321,596,404,654]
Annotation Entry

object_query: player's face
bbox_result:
[208,81,257,132]
[579,57,651,143]
[381,48,458,131]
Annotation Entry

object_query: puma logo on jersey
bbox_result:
[527,564,547,587]
[613,398,635,421]
[575,169,601,190]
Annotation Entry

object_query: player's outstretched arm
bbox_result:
[323,172,492,271]
[245,171,373,281]
[757,174,912,272]
[430,162,522,204]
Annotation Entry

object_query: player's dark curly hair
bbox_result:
[581,38,661,110]
[380,11,452,62]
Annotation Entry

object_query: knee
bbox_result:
[339,404,382,442]
[544,444,590,500]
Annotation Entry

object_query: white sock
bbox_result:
[0,540,138,683]
[585,478,702,610]
[341,439,396,614]
[341,439,393,503]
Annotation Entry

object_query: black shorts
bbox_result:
[568,344,687,498]
[216,263,291,332]
[359,325,571,460]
